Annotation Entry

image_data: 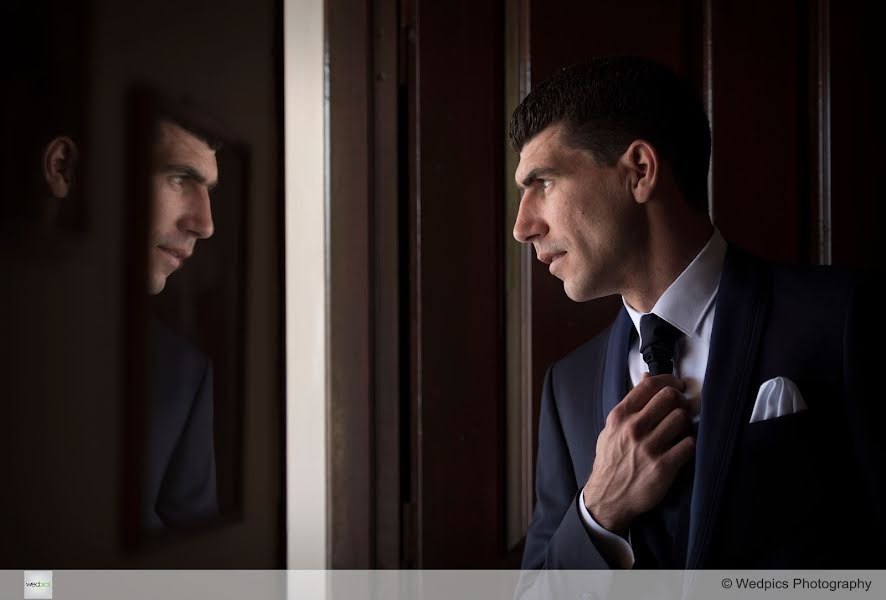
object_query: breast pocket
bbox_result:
[726,411,827,554]
[743,410,817,469]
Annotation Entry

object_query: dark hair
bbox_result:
[508,57,712,213]
[158,113,225,152]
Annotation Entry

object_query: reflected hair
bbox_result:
[157,112,225,153]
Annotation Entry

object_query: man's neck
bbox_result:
[621,211,714,313]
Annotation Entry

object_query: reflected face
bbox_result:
[148,120,218,295]
[513,123,641,302]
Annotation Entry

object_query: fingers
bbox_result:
[659,435,696,473]
[633,386,689,433]
[618,374,687,415]
[646,406,693,454]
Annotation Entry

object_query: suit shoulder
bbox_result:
[151,318,211,369]
[548,320,614,382]
[149,318,213,404]
[729,246,858,307]
[766,260,859,309]
[768,260,855,288]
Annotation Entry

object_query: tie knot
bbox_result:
[639,314,683,376]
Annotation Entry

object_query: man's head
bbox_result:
[510,57,711,212]
[510,57,711,302]
[146,119,218,295]
[39,117,218,294]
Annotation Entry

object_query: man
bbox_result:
[142,117,220,529]
[4,0,219,534]
[147,119,217,295]
[512,57,884,569]
[42,117,220,529]
[41,118,217,293]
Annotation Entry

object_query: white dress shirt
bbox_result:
[578,228,727,568]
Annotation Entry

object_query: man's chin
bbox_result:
[147,273,168,296]
[563,279,599,303]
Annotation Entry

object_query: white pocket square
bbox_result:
[749,377,807,423]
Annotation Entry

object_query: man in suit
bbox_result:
[4,0,219,532]
[511,57,884,569]
[142,117,220,528]
[145,316,218,529]
[40,117,220,529]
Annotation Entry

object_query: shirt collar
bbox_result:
[623,227,727,339]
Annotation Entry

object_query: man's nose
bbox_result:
[181,187,214,239]
[513,197,547,243]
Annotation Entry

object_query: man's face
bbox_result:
[513,123,641,302]
[148,120,217,295]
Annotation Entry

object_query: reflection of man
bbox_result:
[148,119,217,294]
[41,118,220,529]
[513,57,884,569]
[41,118,217,291]
[143,118,220,529]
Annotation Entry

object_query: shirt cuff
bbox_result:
[577,491,635,569]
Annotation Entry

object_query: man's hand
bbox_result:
[582,374,695,536]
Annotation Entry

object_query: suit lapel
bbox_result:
[686,246,771,568]
[599,307,633,431]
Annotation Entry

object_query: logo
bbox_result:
[23,571,52,599]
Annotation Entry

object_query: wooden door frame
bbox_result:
[326,0,403,569]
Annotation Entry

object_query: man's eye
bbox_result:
[169,175,184,187]
[541,179,553,190]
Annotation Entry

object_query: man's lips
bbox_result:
[537,250,566,265]
[157,245,192,267]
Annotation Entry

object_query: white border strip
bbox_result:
[284,0,327,570]
[3,570,882,600]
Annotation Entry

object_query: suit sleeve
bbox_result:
[521,365,613,569]
[156,357,219,527]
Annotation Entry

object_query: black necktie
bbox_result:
[639,313,682,376]
[634,313,693,567]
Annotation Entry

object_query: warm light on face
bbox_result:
[147,121,218,295]
[513,123,641,302]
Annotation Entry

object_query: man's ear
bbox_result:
[42,136,79,199]
[619,140,659,205]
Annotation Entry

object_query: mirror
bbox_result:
[125,90,248,541]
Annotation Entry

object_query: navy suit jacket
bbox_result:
[143,319,219,529]
[522,246,886,569]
